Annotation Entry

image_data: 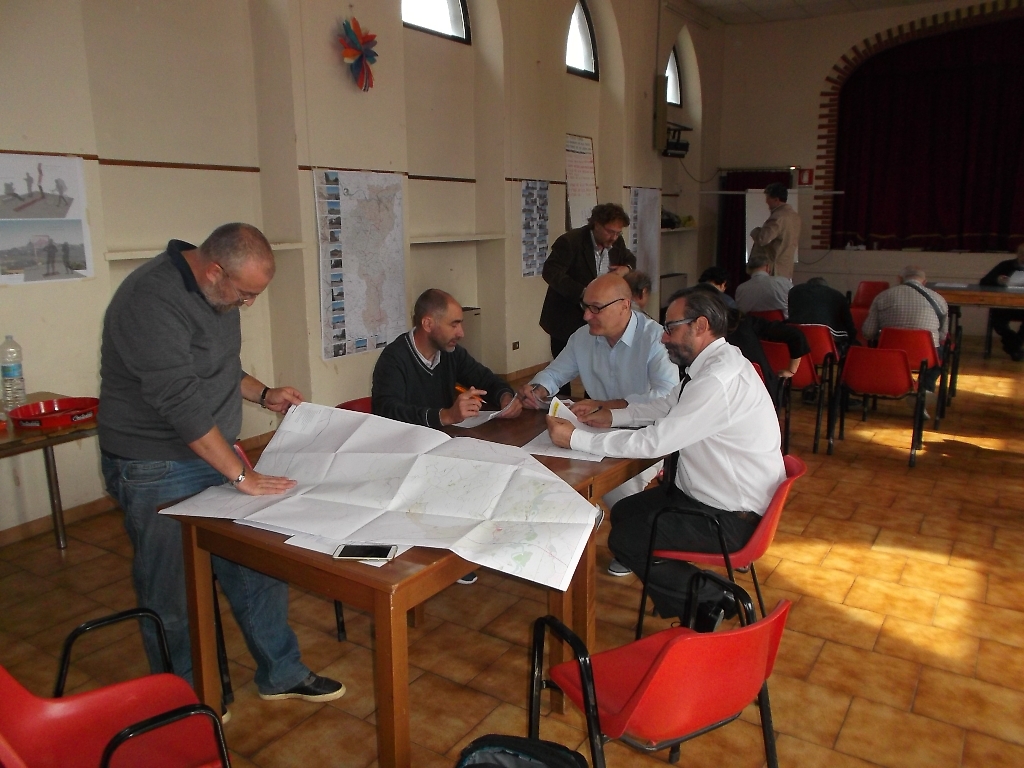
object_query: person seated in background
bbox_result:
[545,287,786,629]
[372,288,522,586]
[691,283,809,409]
[787,276,859,354]
[734,250,792,318]
[518,274,678,415]
[607,250,637,276]
[862,266,947,351]
[625,270,652,315]
[698,265,737,309]
[980,244,1024,361]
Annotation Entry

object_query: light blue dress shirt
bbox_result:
[531,311,679,403]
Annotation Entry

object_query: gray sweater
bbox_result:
[99,241,244,460]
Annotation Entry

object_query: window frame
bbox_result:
[666,47,682,106]
[402,0,472,46]
[566,0,600,81]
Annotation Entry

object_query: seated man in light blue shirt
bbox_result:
[518,274,679,415]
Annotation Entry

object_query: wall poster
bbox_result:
[0,153,93,284]
[565,134,598,230]
[521,180,549,277]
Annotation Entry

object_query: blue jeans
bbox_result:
[102,455,309,694]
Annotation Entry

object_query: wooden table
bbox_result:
[929,283,1024,358]
[175,409,654,768]
[1,391,98,549]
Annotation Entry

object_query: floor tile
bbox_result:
[986,572,1024,611]
[808,641,920,710]
[949,540,1024,578]
[65,510,126,545]
[252,703,378,768]
[772,629,824,680]
[872,529,953,565]
[0,586,103,637]
[914,666,1024,746]
[933,595,1024,648]
[820,542,906,582]
[766,560,855,603]
[920,515,995,547]
[850,503,923,534]
[481,598,547,648]
[977,639,1024,693]
[763,531,831,565]
[763,674,851,747]
[0,569,56,609]
[409,620,511,685]
[9,540,111,577]
[446,702,586,759]
[962,731,1024,767]
[46,551,133,595]
[899,558,988,601]
[424,583,521,631]
[834,697,964,768]
[785,596,885,650]
[466,646,534,708]
[405,672,500,754]
[222,682,325,757]
[774,733,880,767]
[844,576,939,624]
[874,616,979,676]
[802,516,880,544]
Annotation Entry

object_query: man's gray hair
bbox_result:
[666,286,730,338]
[900,265,926,283]
[413,288,456,326]
[807,276,829,287]
[746,250,771,273]
[199,223,273,273]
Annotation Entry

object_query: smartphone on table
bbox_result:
[332,544,398,561]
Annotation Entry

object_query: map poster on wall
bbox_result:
[521,179,549,277]
[629,187,661,278]
[0,153,93,285]
[565,134,598,230]
[313,169,406,361]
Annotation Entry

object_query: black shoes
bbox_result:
[692,592,738,633]
[259,673,346,702]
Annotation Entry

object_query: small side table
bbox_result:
[1,391,99,549]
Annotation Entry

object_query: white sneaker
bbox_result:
[607,559,631,577]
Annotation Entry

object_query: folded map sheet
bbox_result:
[161,403,598,590]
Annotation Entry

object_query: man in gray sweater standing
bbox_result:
[99,223,344,706]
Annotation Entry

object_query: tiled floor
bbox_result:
[3,339,1024,766]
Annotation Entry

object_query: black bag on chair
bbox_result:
[455,734,588,767]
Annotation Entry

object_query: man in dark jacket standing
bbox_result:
[540,203,634,394]
[980,245,1024,361]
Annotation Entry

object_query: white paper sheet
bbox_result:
[453,395,521,428]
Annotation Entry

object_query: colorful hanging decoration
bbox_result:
[336,17,377,92]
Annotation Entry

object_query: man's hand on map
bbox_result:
[237,470,298,496]
[496,392,523,419]
[517,383,549,409]
[441,387,486,425]
[546,415,575,448]
[262,386,304,414]
[577,407,613,428]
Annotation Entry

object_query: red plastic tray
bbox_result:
[7,397,99,430]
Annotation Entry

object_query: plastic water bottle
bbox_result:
[1,335,27,416]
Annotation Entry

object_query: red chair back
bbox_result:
[751,361,765,384]
[851,280,889,308]
[760,341,817,390]
[336,396,372,412]
[747,309,786,322]
[796,324,840,367]
[840,346,916,398]
[657,454,806,569]
[550,601,791,744]
[877,327,939,371]
[0,666,223,768]
[849,306,870,344]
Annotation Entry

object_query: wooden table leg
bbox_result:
[408,604,425,627]
[41,446,67,549]
[374,591,410,768]
[572,530,597,650]
[547,582,572,714]
[181,521,221,710]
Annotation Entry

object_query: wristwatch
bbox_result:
[259,386,270,409]
[229,466,247,487]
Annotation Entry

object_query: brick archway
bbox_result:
[811,0,1024,249]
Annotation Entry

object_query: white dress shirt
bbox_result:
[570,337,785,514]
[530,311,680,404]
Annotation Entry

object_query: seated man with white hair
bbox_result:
[862,265,948,351]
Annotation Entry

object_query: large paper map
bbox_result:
[163,404,598,591]
[315,169,406,359]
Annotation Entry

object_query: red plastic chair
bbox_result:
[0,610,229,768]
[877,327,948,428]
[850,280,889,308]
[760,341,824,455]
[796,324,842,451]
[746,309,786,322]
[529,577,790,768]
[830,345,925,466]
[637,455,806,628]
[849,306,870,345]
[336,396,372,412]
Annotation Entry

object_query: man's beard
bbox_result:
[666,344,693,368]
[200,284,236,314]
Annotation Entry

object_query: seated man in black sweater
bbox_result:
[372,288,522,428]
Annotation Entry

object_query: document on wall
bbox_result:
[161,403,597,591]
[629,187,661,278]
[565,134,598,229]
[521,180,550,277]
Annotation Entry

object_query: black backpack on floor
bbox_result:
[455,734,588,767]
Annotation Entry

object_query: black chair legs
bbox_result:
[334,600,347,642]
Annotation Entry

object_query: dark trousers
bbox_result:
[549,336,573,398]
[992,309,1024,351]
[608,484,759,612]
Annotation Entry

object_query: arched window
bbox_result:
[402,0,470,44]
[566,1,598,80]
[665,48,681,106]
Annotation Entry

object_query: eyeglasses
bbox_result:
[596,222,624,239]
[662,317,695,334]
[217,263,260,305]
[579,297,625,315]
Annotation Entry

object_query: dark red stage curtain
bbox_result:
[831,17,1024,252]
[717,170,791,296]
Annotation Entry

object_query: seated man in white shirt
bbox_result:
[735,250,792,317]
[546,287,786,629]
